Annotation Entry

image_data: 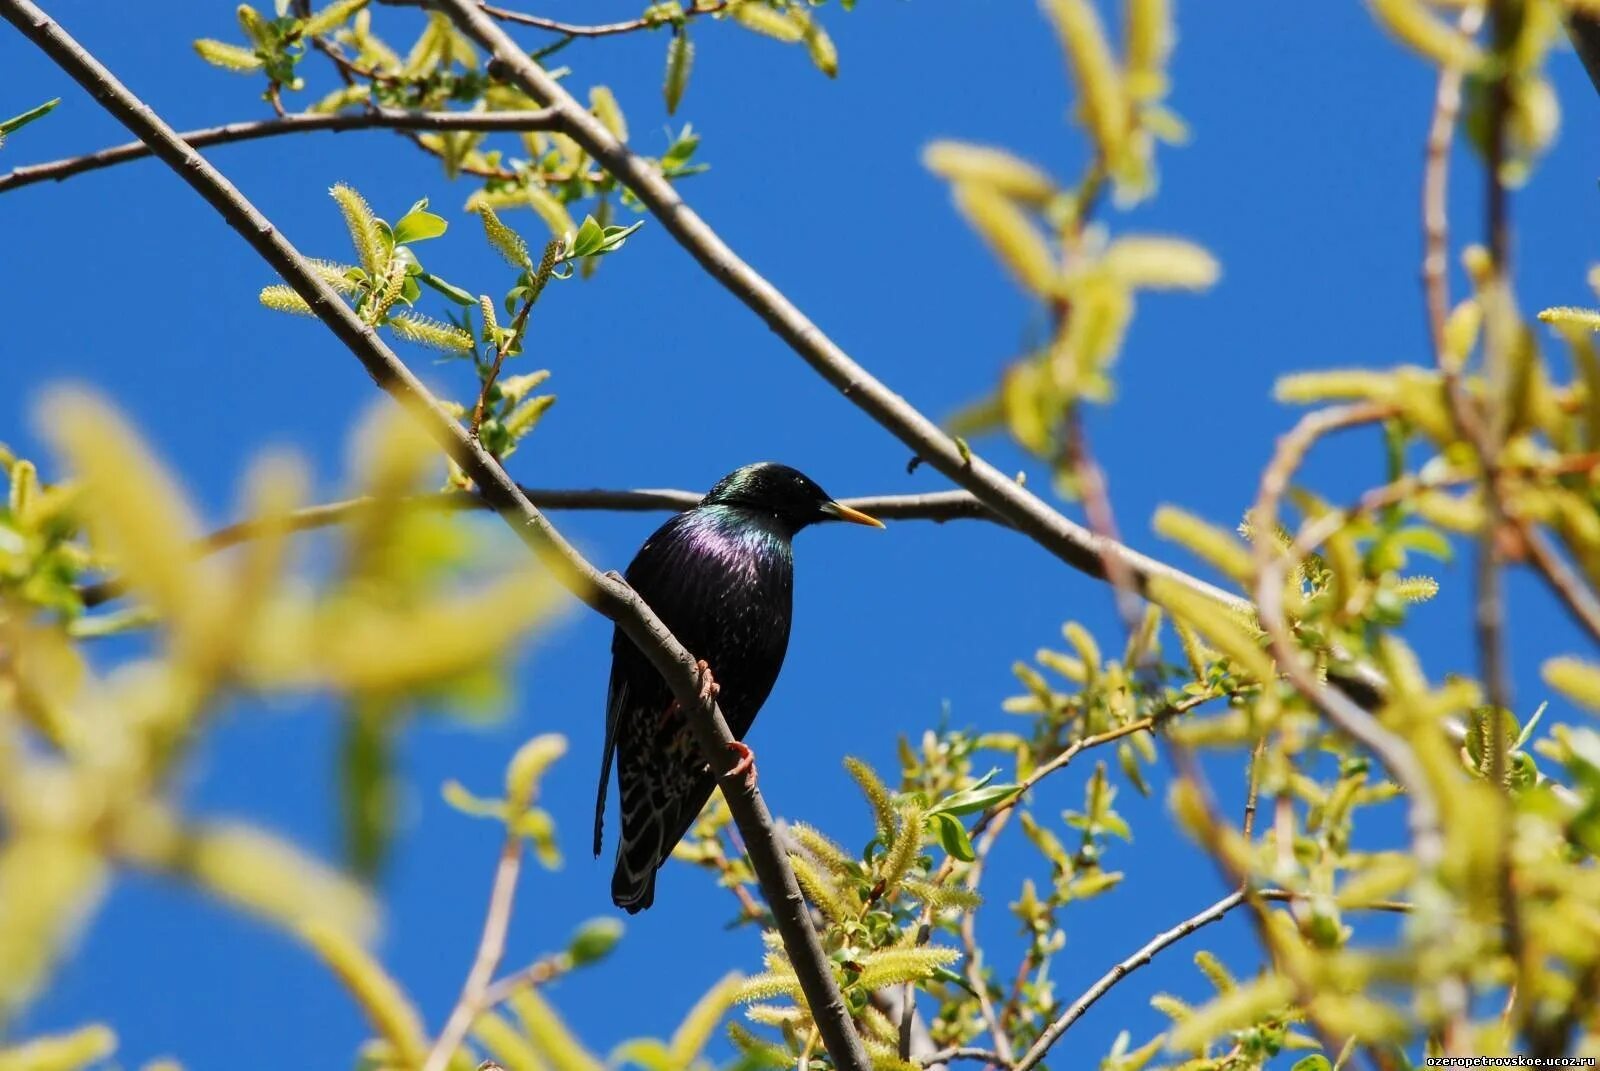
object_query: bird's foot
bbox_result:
[723,740,757,790]
[693,659,720,704]
[658,661,719,728]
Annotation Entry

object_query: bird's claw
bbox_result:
[694,659,720,704]
[722,740,757,790]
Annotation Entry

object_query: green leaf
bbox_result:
[567,917,624,966]
[0,97,60,139]
[1391,525,1453,561]
[928,769,1021,817]
[664,30,693,115]
[931,812,975,862]
[393,205,448,245]
[570,215,606,258]
[341,702,397,880]
[597,220,645,256]
[1298,1049,1342,1071]
[419,272,475,306]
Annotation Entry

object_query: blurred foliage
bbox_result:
[8,0,1600,1068]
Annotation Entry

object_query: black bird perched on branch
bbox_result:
[593,462,884,913]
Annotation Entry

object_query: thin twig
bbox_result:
[1519,522,1600,646]
[480,0,727,37]
[1421,5,1484,360]
[423,830,524,1071]
[0,8,873,1071]
[917,1048,1009,1068]
[1010,890,1248,1071]
[76,488,1000,607]
[0,108,562,193]
[1251,402,1444,873]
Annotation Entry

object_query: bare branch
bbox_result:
[76,488,999,607]
[480,0,727,37]
[425,829,524,1071]
[0,6,872,1071]
[0,108,563,193]
[1251,402,1445,874]
[1011,890,1247,1071]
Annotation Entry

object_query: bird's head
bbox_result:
[700,462,885,534]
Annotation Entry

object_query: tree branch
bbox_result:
[425,826,524,1071]
[420,0,1253,619]
[1011,890,1248,1071]
[76,488,998,607]
[0,107,563,194]
[0,6,872,1071]
[1250,402,1445,875]
[480,0,727,37]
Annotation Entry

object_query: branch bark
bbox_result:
[0,108,562,193]
[480,0,727,37]
[1010,889,1248,1071]
[0,6,872,1070]
[419,0,1253,619]
[76,488,998,607]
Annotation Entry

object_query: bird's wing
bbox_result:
[593,650,628,858]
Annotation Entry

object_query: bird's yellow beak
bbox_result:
[822,501,885,528]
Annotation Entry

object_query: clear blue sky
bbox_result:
[3,2,1599,1067]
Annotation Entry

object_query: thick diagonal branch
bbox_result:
[0,108,562,193]
[0,5,872,1070]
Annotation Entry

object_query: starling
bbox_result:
[593,462,884,913]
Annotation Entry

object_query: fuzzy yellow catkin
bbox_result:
[669,973,744,1067]
[307,258,361,294]
[843,756,896,842]
[471,1011,545,1071]
[509,989,605,1071]
[0,1023,117,1071]
[664,32,693,115]
[1543,656,1600,711]
[730,2,805,42]
[504,395,557,441]
[853,946,959,991]
[477,205,532,269]
[922,141,1057,204]
[43,391,209,632]
[801,17,839,77]
[182,823,376,941]
[387,313,475,356]
[300,921,428,1067]
[301,0,370,37]
[1041,0,1131,168]
[308,80,368,112]
[526,185,576,242]
[1168,974,1296,1051]
[879,803,926,896]
[1153,506,1255,583]
[505,733,567,811]
[732,970,803,1004]
[329,183,384,277]
[1145,578,1272,684]
[192,38,263,71]
[259,284,315,316]
[789,821,853,874]
[1367,0,1485,69]
[588,85,629,142]
[402,12,447,76]
[316,574,559,693]
[1538,305,1600,332]
[1101,236,1220,291]
[951,181,1059,296]
[1125,0,1172,101]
